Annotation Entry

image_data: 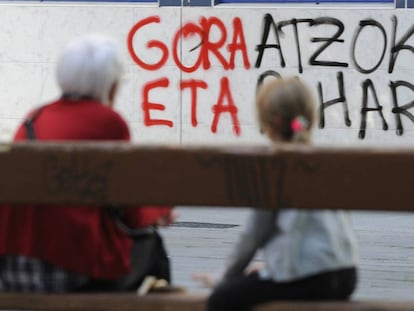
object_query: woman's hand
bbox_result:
[245,261,266,275]
[192,272,217,288]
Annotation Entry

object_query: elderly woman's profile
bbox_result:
[0,34,176,292]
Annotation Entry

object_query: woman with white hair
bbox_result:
[0,34,175,292]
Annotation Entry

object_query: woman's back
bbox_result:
[263,209,358,281]
[14,98,129,141]
[0,98,133,279]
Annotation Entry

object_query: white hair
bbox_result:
[56,34,123,105]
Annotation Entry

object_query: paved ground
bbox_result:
[160,207,414,300]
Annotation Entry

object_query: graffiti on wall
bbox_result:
[127,15,249,136]
[127,13,414,139]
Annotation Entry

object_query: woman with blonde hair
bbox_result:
[195,77,358,311]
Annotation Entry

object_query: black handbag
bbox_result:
[106,207,170,290]
[24,104,170,291]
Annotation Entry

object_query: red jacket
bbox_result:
[0,99,171,279]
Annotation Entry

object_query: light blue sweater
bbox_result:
[222,209,359,282]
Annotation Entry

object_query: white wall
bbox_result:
[0,3,413,147]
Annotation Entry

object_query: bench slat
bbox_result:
[0,293,205,311]
[0,293,412,311]
[256,301,414,311]
[1,143,414,211]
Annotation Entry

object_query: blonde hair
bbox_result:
[256,78,315,143]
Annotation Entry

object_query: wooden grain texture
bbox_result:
[0,293,205,311]
[0,293,412,311]
[255,301,414,311]
[1,142,414,211]
[0,143,413,310]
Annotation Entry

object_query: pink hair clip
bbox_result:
[291,116,308,133]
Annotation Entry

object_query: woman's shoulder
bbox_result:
[65,99,131,140]
[72,100,129,126]
[82,100,126,120]
[95,104,130,140]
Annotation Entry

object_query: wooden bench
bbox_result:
[0,292,412,311]
[0,142,413,311]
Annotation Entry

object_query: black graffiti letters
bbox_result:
[390,81,414,136]
[318,71,351,129]
[255,13,286,69]
[256,14,414,75]
[255,14,414,139]
[45,154,112,202]
[388,15,414,74]
[256,69,414,139]
[309,17,348,68]
[351,20,387,74]
[278,18,313,73]
[256,70,281,93]
[359,79,389,139]
[255,15,349,71]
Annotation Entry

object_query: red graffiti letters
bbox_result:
[211,77,241,136]
[180,79,208,127]
[172,22,204,73]
[142,78,173,127]
[129,15,250,72]
[228,17,251,70]
[127,16,168,71]
[128,15,250,136]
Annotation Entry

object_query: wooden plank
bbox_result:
[256,301,414,311]
[0,293,205,311]
[0,142,414,211]
[0,293,412,311]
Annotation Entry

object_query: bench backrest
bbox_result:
[0,142,413,211]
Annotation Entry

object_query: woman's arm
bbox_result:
[221,208,277,282]
[122,206,175,228]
